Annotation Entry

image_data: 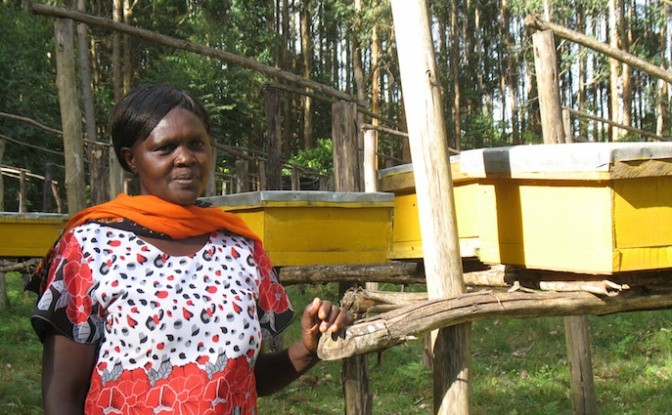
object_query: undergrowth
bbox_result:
[2,274,672,414]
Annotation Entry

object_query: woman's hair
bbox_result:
[109,84,212,172]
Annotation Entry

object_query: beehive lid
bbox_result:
[203,190,395,209]
[378,155,473,192]
[0,212,68,223]
[459,142,672,179]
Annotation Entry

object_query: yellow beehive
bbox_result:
[378,160,481,260]
[460,142,672,274]
[0,213,68,257]
[203,191,394,266]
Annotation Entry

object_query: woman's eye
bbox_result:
[157,144,175,153]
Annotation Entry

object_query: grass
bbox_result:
[2,273,672,414]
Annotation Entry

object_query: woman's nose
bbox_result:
[175,146,195,166]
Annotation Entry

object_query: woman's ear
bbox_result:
[120,147,137,175]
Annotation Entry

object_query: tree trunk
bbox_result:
[300,0,314,149]
[577,4,588,141]
[450,0,462,151]
[77,0,107,205]
[609,0,622,141]
[621,0,632,132]
[656,3,668,137]
[499,0,510,142]
[54,17,86,214]
[110,0,125,197]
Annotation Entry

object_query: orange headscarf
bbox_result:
[64,193,259,241]
[27,193,259,295]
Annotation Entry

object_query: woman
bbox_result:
[29,84,350,415]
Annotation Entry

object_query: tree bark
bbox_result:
[109,0,125,197]
[318,285,672,360]
[609,0,622,141]
[565,316,598,415]
[54,17,86,214]
[532,30,565,144]
[77,0,107,205]
[450,0,462,151]
[300,0,314,149]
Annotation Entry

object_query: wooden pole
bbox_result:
[54,17,86,214]
[331,101,371,415]
[257,159,267,191]
[363,129,380,292]
[565,316,597,415]
[390,1,470,414]
[331,102,361,193]
[525,14,672,85]
[235,160,249,194]
[18,170,27,213]
[531,27,598,415]
[0,272,6,312]
[532,30,566,144]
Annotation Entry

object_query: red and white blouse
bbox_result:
[32,222,294,415]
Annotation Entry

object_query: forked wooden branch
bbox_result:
[317,285,672,360]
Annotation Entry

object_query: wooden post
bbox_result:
[0,272,6,312]
[532,30,566,144]
[363,128,379,292]
[206,145,217,196]
[565,316,597,415]
[18,170,27,213]
[332,100,371,415]
[363,129,377,194]
[43,163,54,212]
[257,159,267,191]
[531,26,598,415]
[54,17,86,214]
[235,160,249,194]
[291,166,300,191]
[390,1,470,414]
[562,109,574,143]
[332,102,361,194]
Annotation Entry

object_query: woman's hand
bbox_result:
[300,297,353,355]
[255,297,353,396]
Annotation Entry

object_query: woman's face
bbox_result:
[121,107,213,206]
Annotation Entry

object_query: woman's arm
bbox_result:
[255,298,351,396]
[41,334,98,415]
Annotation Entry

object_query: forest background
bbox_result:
[1,0,670,213]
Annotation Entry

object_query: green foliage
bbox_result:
[0,273,43,414]
[286,138,333,176]
[0,4,62,212]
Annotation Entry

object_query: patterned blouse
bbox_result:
[32,222,294,415]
